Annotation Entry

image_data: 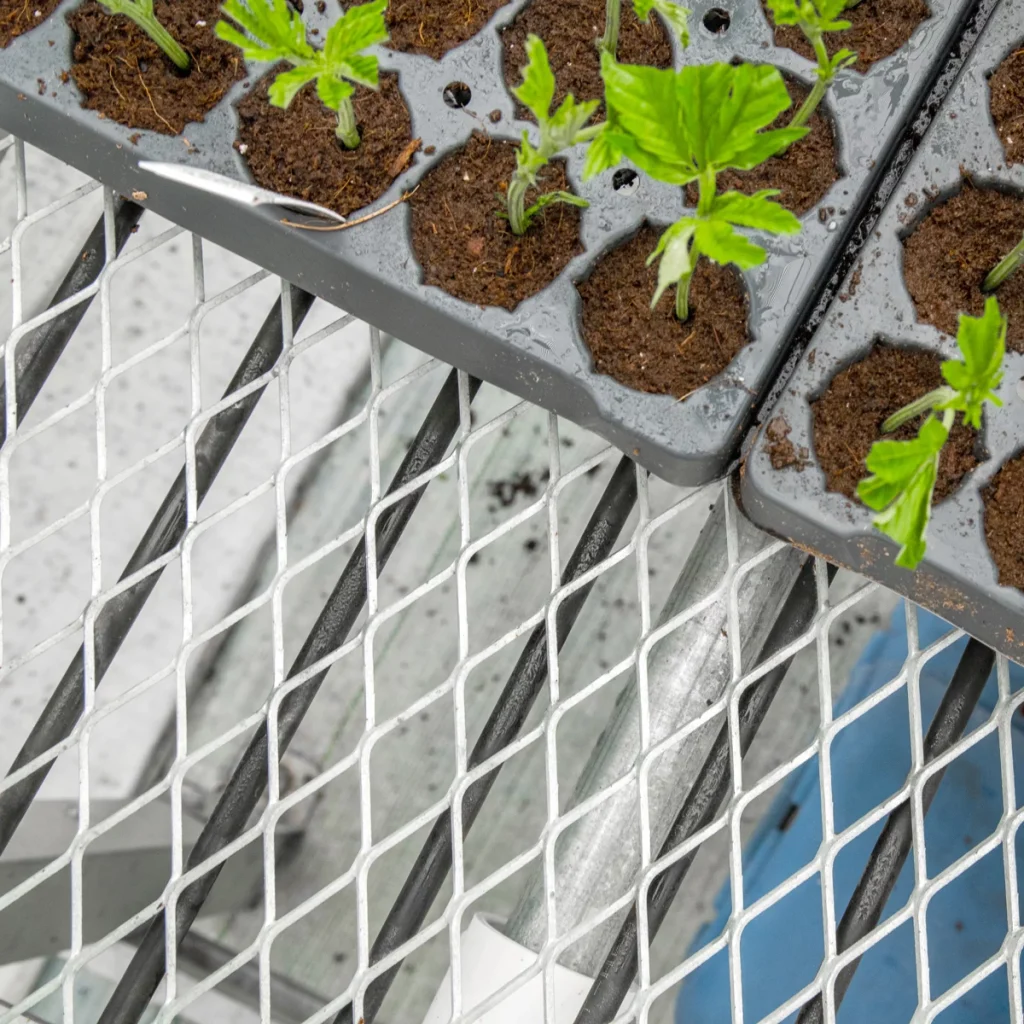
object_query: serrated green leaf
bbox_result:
[937,295,1006,429]
[514,34,557,123]
[582,125,625,179]
[547,94,601,149]
[325,0,388,57]
[857,414,950,569]
[598,58,806,184]
[694,218,767,270]
[216,0,313,64]
[316,71,355,110]
[269,64,320,106]
[648,219,697,308]
[632,0,690,46]
[340,51,378,87]
[709,190,802,233]
[766,0,851,32]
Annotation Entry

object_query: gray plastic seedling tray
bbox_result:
[0,0,986,484]
[741,0,1024,662]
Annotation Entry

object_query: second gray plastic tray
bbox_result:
[741,0,1024,662]
[0,0,987,483]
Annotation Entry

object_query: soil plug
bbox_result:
[98,0,190,70]
[600,0,690,58]
[984,228,1024,292]
[503,34,602,236]
[584,57,806,321]
[216,0,388,148]
[765,0,857,129]
[858,296,1006,568]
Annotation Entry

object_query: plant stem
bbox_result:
[506,174,528,236]
[676,168,715,322]
[881,386,955,433]
[600,0,621,55]
[335,98,360,149]
[789,31,830,130]
[983,230,1024,292]
[133,8,190,69]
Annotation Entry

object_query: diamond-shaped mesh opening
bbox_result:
[3,134,1024,1024]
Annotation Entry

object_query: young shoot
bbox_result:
[600,0,690,58]
[98,0,190,70]
[764,0,857,129]
[984,228,1024,292]
[585,58,808,320]
[505,34,601,237]
[857,296,1007,569]
[215,0,388,149]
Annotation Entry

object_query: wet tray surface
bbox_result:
[741,0,1024,662]
[0,0,985,484]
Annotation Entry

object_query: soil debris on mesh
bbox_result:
[373,0,506,59]
[812,344,980,503]
[67,0,245,134]
[984,453,1024,589]
[410,132,584,310]
[685,78,838,216]
[902,186,1024,351]
[236,69,413,218]
[1,0,61,48]
[488,469,550,507]
[765,417,809,471]
[578,224,750,398]
[765,0,930,72]
[501,0,671,119]
[989,48,1024,167]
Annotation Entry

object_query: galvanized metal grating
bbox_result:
[0,133,1022,1024]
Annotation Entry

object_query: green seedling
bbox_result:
[858,296,1006,569]
[765,0,857,129]
[216,0,388,148]
[600,0,690,58]
[984,228,1024,292]
[98,0,190,70]
[504,35,602,236]
[585,58,807,320]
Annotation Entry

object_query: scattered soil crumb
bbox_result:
[765,417,810,471]
[488,469,550,507]
[0,0,61,48]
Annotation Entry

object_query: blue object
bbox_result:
[676,605,1024,1024]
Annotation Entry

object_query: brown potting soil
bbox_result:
[381,0,506,59]
[578,224,750,398]
[989,48,1024,167]
[765,0,930,72]
[685,78,838,216]
[983,452,1024,589]
[67,0,245,134]
[409,131,583,310]
[902,185,1024,351]
[1,0,61,48]
[501,0,671,119]
[236,69,413,218]
[812,344,979,503]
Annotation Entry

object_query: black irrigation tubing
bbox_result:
[573,557,833,1024]
[0,284,316,856]
[795,635,995,1024]
[97,368,482,1024]
[1,198,144,446]
[333,454,640,1024]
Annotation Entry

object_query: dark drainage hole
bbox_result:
[443,81,472,108]
[612,168,639,195]
[703,7,730,32]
